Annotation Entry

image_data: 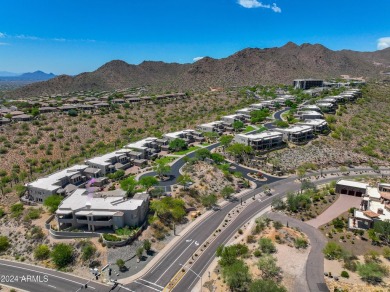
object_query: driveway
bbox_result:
[306,194,362,228]
[267,212,329,292]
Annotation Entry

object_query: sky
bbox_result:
[0,0,389,75]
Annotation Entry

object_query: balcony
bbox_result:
[91,219,113,227]
[57,218,74,224]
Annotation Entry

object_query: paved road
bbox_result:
[267,212,329,292]
[0,259,119,292]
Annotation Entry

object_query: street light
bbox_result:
[179,263,202,292]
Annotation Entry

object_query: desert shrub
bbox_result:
[340,271,349,278]
[259,238,276,254]
[34,244,50,260]
[294,237,308,249]
[51,243,74,268]
[10,203,24,218]
[0,236,10,252]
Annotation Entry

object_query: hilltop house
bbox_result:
[296,119,329,134]
[85,149,133,176]
[25,165,90,202]
[163,129,205,144]
[342,181,390,230]
[234,131,284,152]
[197,121,225,134]
[125,137,168,161]
[274,125,314,144]
[296,110,324,120]
[293,79,324,90]
[56,189,149,231]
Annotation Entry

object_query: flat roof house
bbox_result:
[296,119,329,134]
[0,117,11,125]
[163,129,205,144]
[298,105,322,113]
[250,103,266,110]
[125,137,167,160]
[85,149,133,176]
[197,121,225,134]
[316,102,337,113]
[56,189,149,231]
[12,114,33,122]
[234,131,284,152]
[293,79,324,90]
[335,179,368,197]
[221,114,246,125]
[236,107,255,117]
[296,110,324,120]
[274,125,314,144]
[26,164,89,202]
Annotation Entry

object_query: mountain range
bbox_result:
[0,71,56,81]
[6,42,390,98]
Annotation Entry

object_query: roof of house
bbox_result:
[275,125,313,133]
[337,179,368,189]
[125,137,158,150]
[367,187,381,199]
[56,188,148,213]
[86,149,130,166]
[237,131,283,141]
[297,119,328,127]
[27,164,89,191]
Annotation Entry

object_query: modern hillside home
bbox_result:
[345,182,390,230]
[298,104,322,113]
[296,119,329,134]
[274,125,314,143]
[197,121,225,134]
[163,129,205,144]
[234,131,284,151]
[85,149,133,176]
[249,103,266,110]
[221,114,246,125]
[25,165,90,202]
[296,110,324,120]
[56,189,149,231]
[316,102,336,113]
[125,137,167,160]
[335,179,368,197]
[293,79,324,90]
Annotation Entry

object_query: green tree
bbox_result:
[210,153,225,164]
[221,185,235,199]
[0,236,10,252]
[226,143,253,163]
[271,197,286,210]
[143,239,152,253]
[383,247,390,260]
[51,243,74,268]
[153,160,171,179]
[177,173,193,190]
[81,243,96,262]
[120,176,138,197]
[68,109,78,117]
[169,138,187,152]
[373,220,390,244]
[249,279,287,292]
[139,176,158,191]
[150,197,186,223]
[201,194,217,208]
[31,108,40,117]
[232,120,245,132]
[194,148,211,161]
[259,237,276,254]
[136,247,144,260]
[250,109,270,124]
[116,259,126,271]
[43,195,63,213]
[221,259,251,291]
[357,262,389,283]
[257,255,281,280]
[220,135,234,149]
[34,244,50,260]
[274,120,289,128]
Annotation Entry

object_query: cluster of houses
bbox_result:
[196,88,361,153]
[335,180,390,230]
[0,92,189,124]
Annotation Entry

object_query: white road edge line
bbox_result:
[134,280,162,292]
[47,284,57,288]
[138,278,164,289]
[155,241,194,283]
[118,285,136,292]
[0,262,96,290]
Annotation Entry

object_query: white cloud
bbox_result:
[271,3,281,13]
[0,42,10,46]
[377,37,390,50]
[0,32,5,38]
[237,0,281,12]
[193,56,204,62]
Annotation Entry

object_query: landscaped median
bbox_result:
[164,192,261,291]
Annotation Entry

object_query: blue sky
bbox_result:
[0,0,389,75]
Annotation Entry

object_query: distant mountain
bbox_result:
[0,71,56,82]
[7,43,390,98]
[0,71,21,77]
